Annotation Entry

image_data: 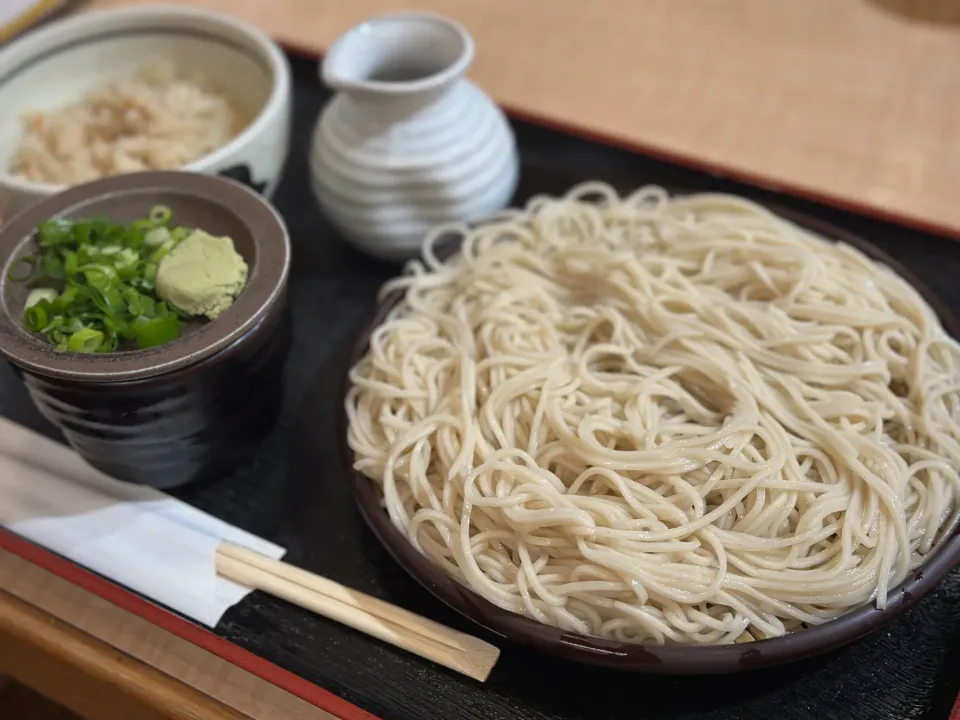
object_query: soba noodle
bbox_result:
[345,184,960,644]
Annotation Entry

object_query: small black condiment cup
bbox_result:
[0,171,291,489]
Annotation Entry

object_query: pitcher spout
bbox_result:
[321,13,475,104]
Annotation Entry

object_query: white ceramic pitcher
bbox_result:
[309,13,519,261]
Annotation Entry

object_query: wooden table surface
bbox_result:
[7,2,960,717]
[76,0,960,236]
[0,545,342,720]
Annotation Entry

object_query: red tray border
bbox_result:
[4,39,960,720]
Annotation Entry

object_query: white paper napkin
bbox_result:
[0,416,286,627]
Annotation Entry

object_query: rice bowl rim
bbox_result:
[0,3,291,193]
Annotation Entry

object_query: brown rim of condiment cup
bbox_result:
[342,199,960,673]
[0,171,289,383]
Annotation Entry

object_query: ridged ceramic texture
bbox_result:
[310,67,518,259]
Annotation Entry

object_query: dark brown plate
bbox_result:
[340,193,960,674]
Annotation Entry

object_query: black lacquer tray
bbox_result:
[1,54,958,720]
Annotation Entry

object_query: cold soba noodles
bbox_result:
[346,184,960,644]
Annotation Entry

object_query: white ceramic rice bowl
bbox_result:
[0,4,292,221]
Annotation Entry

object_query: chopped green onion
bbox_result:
[24,302,49,331]
[25,288,58,309]
[125,230,144,251]
[114,250,141,281]
[116,248,139,265]
[52,286,79,312]
[89,284,126,317]
[132,313,180,349]
[150,240,175,264]
[12,205,196,353]
[7,255,37,281]
[41,254,65,280]
[122,287,155,317]
[103,314,133,341]
[67,328,104,353]
[75,223,92,246]
[99,330,119,352]
[64,251,79,275]
[149,205,172,225]
[131,219,154,234]
[37,220,74,247]
[144,227,171,247]
[81,264,118,282]
[40,316,64,334]
[62,316,87,334]
[131,277,155,292]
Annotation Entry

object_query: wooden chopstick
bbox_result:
[219,542,465,650]
[215,542,500,682]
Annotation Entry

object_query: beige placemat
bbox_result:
[76,0,960,235]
